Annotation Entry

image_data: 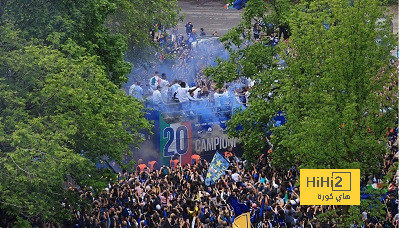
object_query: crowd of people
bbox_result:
[66,125,398,227]
[99,19,400,228]
[129,69,252,118]
[128,19,291,117]
[147,21,224,83]
[129,24,255,116]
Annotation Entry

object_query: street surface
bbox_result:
[177,0,242,36]
[177,0,398,36]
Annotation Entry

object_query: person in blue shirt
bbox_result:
[129,81,144,100]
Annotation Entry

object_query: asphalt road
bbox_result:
[177,0,398,37]
[389,5,398,34]
[176,0,242,36]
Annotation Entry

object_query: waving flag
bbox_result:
[228,195,249,216]
[233,0,247,10]
[233,212,251,228]
[205,151,230,186]
[259,198,265,217]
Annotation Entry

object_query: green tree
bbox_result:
[0,24,151,225]
[205,0,289,163]
[273,0,397,173]
[209,0,397,174]
[1,0,129,85]
[106,0,181,55]
[1,0,181,85]
[208,0,397,226]
[0,0,180,224]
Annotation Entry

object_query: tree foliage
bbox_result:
[0,0,178,225]
[106,0,181,54]
[1,0,180,85]
[208,0,397,173]
[0,24,151,225]
[208,0,397,226]
[1,0,128,85]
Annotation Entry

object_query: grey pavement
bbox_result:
[176,0,243,36]
[177,1,398,36]
[388,5,398,34]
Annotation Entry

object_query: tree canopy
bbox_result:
[207,0,397,225]
[1,0,180,86]
[0,0,179,225]
[207,0,397,173]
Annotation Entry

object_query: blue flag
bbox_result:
[233,0,247,10]
[259,198,265,217]
[228,195,249,216]
[205,152,230,186]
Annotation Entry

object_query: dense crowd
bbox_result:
[129,70,253,118]
[128,20,291,115]
[129,28,254,115]
[73,59,400,227]
[147,21,225,85]
[67,125,398,228]
[86,20,400,228]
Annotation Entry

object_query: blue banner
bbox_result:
[233,0,246,10]
[228,195,249,216]
[205,151,230,186]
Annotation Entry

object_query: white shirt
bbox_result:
[214,91,228,106]
[192,87,201,100]
[176,87,190,103]
[247,78,255,87]
[234,93,242,104]
[245,91,250,105]
[171,83,180,95]
[214,91,228,99]
[149,75,160,90]
[152,90,163,104]
[129,84,136,96]
[160,79,169,94]
[129,85,143,100]
[231,173,240,182]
